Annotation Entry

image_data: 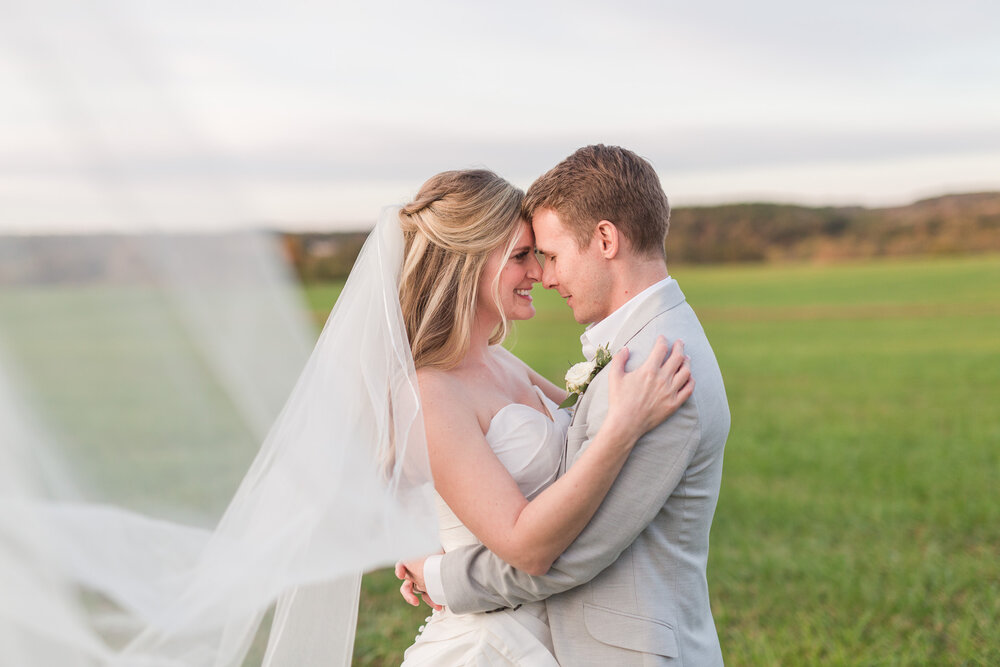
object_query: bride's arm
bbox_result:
[420,337,691,576]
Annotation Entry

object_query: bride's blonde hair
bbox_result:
[399,169,524,370]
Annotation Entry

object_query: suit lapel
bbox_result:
[567,280,688,434]
[609,279,687,354]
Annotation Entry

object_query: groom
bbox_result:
[406,145,729,665]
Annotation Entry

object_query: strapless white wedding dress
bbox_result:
[401,386,571,666]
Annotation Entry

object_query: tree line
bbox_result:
[285,192,1000,282]
[3,192,995,286]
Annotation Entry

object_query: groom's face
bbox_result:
[532,208,613,325]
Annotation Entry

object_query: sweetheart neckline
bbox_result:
[485,385,558,436]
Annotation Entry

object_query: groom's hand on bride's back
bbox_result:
[395,558,443,610]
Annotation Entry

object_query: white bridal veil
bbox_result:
[0,2,439,664]
[0,213,439,666]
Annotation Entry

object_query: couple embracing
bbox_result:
[0,145,723,666]
[371,145,730,665]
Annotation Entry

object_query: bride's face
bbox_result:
[477,221,542,323]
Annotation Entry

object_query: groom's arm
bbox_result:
[436,356,703,613]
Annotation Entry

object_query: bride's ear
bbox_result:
[595,220,620,259]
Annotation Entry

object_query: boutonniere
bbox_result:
[559,344,612,409]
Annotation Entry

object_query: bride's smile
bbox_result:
[477,220,542,323]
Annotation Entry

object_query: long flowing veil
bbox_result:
[0,1,439,661]
[0,211,439,666]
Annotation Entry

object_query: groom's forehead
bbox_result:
[530,227,560,254]
[530,209,574,252]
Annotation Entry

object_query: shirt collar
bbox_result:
[580,277,675,361]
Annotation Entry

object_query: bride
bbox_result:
[0,167,689,667]
[388,168,692,664]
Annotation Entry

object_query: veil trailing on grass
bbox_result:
[0,212,439,666]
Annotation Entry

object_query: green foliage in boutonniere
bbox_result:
[559,344,612,409]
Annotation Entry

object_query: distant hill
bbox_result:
[665,192,1000,264]
[4,193,997,286]
[283,192,1000,280]
[281,231,369,283]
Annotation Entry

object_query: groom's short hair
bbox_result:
[523,145,670,258]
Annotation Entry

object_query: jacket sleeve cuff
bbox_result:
[423,554,448,607]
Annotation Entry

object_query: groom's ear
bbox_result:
[595,220,620,259]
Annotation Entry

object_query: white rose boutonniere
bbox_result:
[559,344,612,408]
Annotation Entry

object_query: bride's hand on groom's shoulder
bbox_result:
[607,336,694,440]
[395,558,443,611]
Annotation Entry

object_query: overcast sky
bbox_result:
[2,0,999,231]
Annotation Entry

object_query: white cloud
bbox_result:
[1,0,998,230]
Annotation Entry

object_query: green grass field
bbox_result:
[307,254,1000,666]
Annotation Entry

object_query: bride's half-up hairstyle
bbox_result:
[399,169,524,370]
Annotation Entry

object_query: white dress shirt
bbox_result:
[580,277,675,361]
[423,276,675,607]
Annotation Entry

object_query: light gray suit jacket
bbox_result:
[439,280,730,665]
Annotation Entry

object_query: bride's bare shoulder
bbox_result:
[491,345,529,374]
[415,366,467,408]
[415,367,484,436]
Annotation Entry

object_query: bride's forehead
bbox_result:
[516,221,535,242]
